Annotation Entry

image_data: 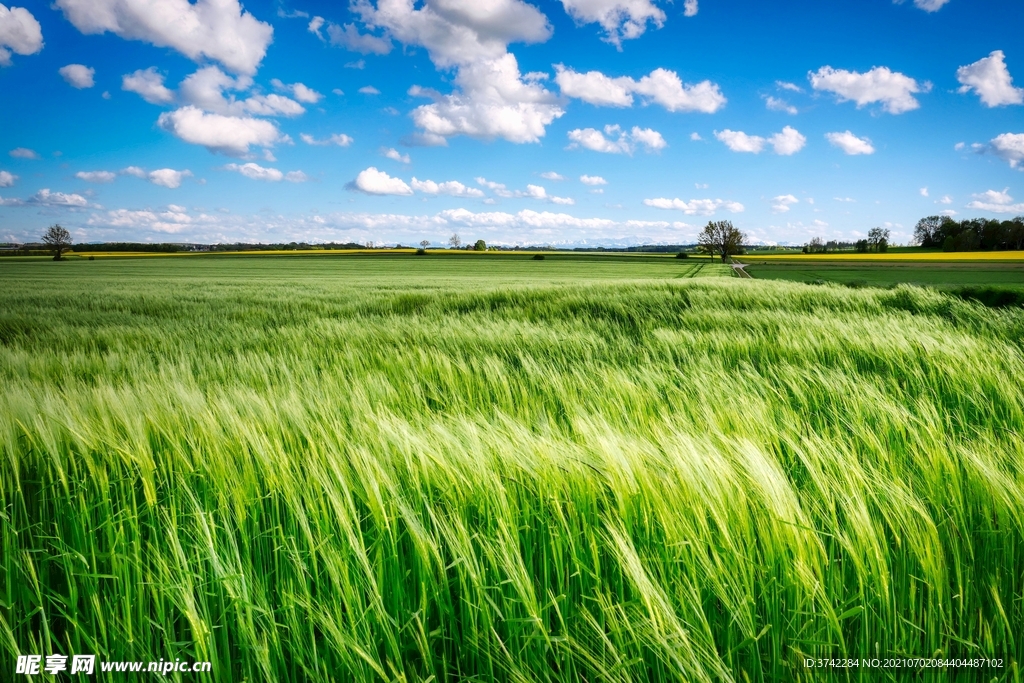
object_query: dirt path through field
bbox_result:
[732,262,752,278]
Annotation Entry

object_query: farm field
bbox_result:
[743,260,1024,291]
[2,255,1023,681]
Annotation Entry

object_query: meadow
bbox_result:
[2,254,1022,681]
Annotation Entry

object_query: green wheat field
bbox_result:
[2,255,1022,681]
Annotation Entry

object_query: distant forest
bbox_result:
[914,215,1024,252]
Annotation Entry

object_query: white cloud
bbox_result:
[345,60,364,70]
[55,0,273,75]
[271,78,323,103]
[59,63,95,88]
[715,129,764,153]
[559,0,665,47]
[939,209,957,217]
[120,166,146,178]
[28,188,90,207]
[554,65,632,106]
[158,106,283,156]
[0,3,42,67]
[524,184,547,199]
[148,168,192,188]
[0,170,16,187]
[683,0,698,17]
[966,188,1024,214]
[383,147,411,163]
[809,65,927,114]
[919,187,929,197]
[695,182,708,189]
[122,67,175,104]
[690,132,702,141]
[771,194,799,213]
[224,162,283,182]
[9,147,38,159]
[825,130,875,155]
[957,51,1023,107]
[358,0,562,145]
[308,16,324,40]
[541,171,565,180]
[555,65,726,113]
[76,170,116,183]
[580,174,607,185]
[350,167,413,195]
[301,133,354,147]
[938,195,952,204]
[898,0,950,12]
[567,124,665,154]
[987,132,1024,170]
[768,126,806,155]
[776,81,802,93]
[411,178,485,197]
[327,22,392,55]
[834,197,856,203]
[643,197,744,215]
[358,85,381,95]
[765,95,797,114]
[179,66,305,117]
[550,195,574,205]
[285,171,308,183]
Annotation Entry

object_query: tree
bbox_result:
[42,224,72,261]
[419,240,430,249]
[448,233,461,249]
[474,239,486,251]
[868,227,889,253]
[697,220,745,262]
[807,236,825,254]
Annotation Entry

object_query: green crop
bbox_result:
[1,256,1021,681]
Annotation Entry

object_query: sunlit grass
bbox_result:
[1,258,1021,681]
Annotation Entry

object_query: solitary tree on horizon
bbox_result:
[42,224,72,261]
[420,239,430,249]
[697,220,745,262]
[448,233,461,249]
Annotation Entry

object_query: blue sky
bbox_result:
[1,0,1022,246]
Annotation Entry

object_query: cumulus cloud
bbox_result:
[224,162,283,181]
[270,78,323,103]
[179,66,305,117]
[120,166,146,178]
[383,147,411,163]
[771,194,799,213]
[0,170,16,187]
[540,171,565,180]
[810,65,928,114]
[301,133,354,147]
[957,51,1023,108]
[825,130,875,155]
[350,166,413,195]
[0,3,43,67]
[147,168,192,188]
[715,126,805,155]
[122,67,175,104]
[684,0,698,17]
[643,197,744,215]
[27,188,91,207]
[765,95,797,114]
[920,187,929,197]
[9,147,38,159]
[938,195,952,204]
[357,0,563,144]
[76,170,116,183]
[966,188,1024,214]
[411,178,485,197]
[54,0,273,75]
[327,22,392,55]
[559,0,665,47]
[567,124,666,154]
[580,174,606,185]
[358,85,381,95]
[308,16,325,39]
[555,65,726,113]
[989,132,1024,169]
[158,106,283,156]
[59,63,94,88]
[896,0,950,12]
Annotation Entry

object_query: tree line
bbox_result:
[915,215,1024,252]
